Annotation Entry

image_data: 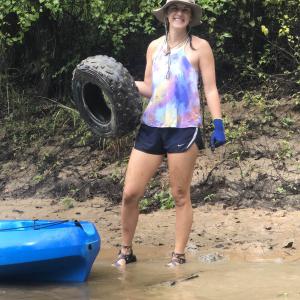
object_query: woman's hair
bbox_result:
[187,25,196,50]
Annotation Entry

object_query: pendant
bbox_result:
[164,49,171,56]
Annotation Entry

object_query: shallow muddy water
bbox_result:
[1,247,300,300]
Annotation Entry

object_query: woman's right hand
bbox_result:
[135,81,152,98]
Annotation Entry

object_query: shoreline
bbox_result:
[1,197,299,262]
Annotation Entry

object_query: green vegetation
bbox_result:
[0,1,299,209]
[277,140,293,160]
[140,190,175,212]
[61,197,75,209]
[0,0,299,96]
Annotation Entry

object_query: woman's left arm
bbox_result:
[198,39,222,120]
[198,39,226,149]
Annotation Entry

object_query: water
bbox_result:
[1,247,300,300]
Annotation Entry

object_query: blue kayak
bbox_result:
[0,220,100,282]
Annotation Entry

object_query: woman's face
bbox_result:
[166,3,192,29]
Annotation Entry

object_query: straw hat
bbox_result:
[153,0,202,27]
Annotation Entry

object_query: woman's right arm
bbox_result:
[135,40,157,99]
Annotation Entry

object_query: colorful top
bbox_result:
[141,38,201,128]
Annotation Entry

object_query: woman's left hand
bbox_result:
[210,119,226,151]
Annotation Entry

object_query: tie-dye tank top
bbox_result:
[141,39,201,128]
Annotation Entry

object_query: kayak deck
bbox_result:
[0,220,101,282]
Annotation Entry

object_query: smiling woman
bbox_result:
[113,0,226,268]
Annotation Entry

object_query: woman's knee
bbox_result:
[171,188,189,207]
[122,187,144,206]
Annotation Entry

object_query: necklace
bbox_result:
[164,35,190,79]
[164,35,189,55]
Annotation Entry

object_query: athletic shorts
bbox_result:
[134,124,204,155]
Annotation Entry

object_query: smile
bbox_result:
[173,17,185,21]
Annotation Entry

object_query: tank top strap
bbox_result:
[167,36,190,56]
[152,37,167,62]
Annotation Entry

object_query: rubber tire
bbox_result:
[72,55,143,138]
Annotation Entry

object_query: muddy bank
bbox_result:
[1,197,300,257]
[1,95,299,210]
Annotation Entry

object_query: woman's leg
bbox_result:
[120,149,163,254]
[167,144,198,255]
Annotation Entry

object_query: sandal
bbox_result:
[113,245,137,267]
[167,252,186,267]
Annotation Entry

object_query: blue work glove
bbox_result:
[210,119,226,151]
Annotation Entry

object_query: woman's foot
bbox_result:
[167,252,186,267]
[112,246,137,267]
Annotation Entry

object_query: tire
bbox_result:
[72,55,143,138]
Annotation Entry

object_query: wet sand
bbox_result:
[1,197,299,255]
[1,197,300,299]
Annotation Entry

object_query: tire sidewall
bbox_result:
[72,71,117,137]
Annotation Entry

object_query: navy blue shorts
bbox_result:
[134,124,204,155]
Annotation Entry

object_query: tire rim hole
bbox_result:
[83,83,111,124]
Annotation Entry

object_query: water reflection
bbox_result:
[0,282,90,300]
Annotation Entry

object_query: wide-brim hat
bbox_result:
[153,0,202,27]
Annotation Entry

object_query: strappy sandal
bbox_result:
[113,245,137,267]
[167,252,186,267]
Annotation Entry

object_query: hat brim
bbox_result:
[153,1,202,27]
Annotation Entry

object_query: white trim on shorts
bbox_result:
[186,127,198,149]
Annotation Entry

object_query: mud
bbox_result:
[1,197,300,257]
[0,95,299,211]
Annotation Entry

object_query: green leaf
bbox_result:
[261,25,269,36]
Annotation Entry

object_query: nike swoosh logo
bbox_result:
[177,144,185,147]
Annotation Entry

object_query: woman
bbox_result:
[113,0,226,267]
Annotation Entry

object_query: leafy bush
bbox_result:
[0,0,299,97]
[0,1,161,96]
[197,0,300,85]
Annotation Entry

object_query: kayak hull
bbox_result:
[0,220,100,282]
